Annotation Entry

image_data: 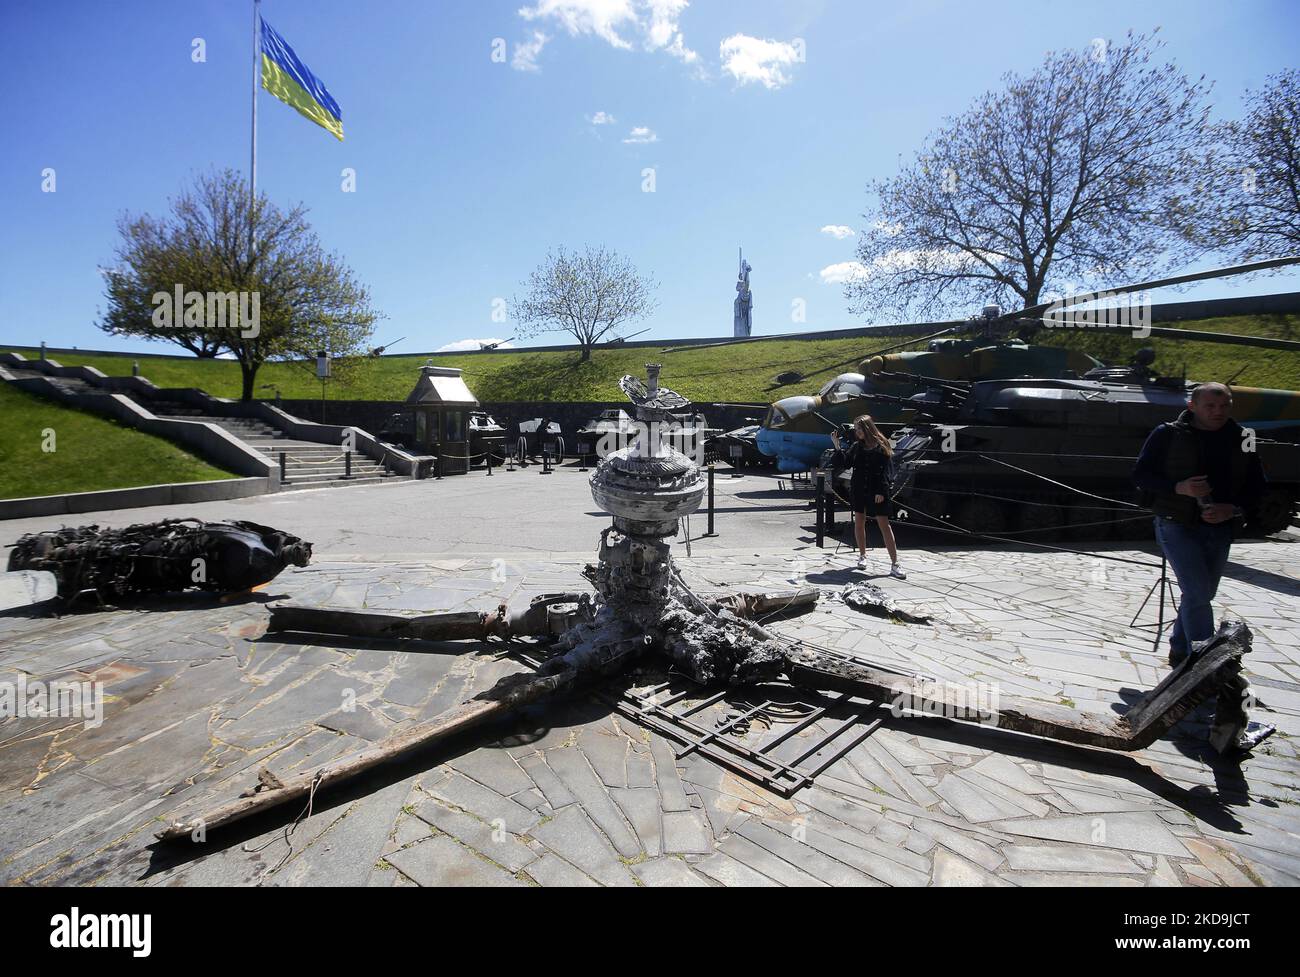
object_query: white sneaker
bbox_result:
[856,556,868,569]
[890,563,907,579]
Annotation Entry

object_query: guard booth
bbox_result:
[404,366,479,475]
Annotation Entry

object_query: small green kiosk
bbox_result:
[405,365,479,475]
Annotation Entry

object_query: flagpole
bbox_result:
[250,0,260,257]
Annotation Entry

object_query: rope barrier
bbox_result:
[280,452,347,466]
[975,454,1146,509]
[902,484,1137,513]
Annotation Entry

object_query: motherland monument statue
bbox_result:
[734,248,753,338]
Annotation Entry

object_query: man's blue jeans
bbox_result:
[1154,517,1234,656]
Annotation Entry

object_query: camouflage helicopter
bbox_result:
[755,256,1300,475]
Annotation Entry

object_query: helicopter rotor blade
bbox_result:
[660,320,961,355]
[1022,318,1300,352]
[1007,254,1300,321]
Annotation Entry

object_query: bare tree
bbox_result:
[845,31,1214,320]
[100,169,380,399]
[1196,70,1300,259]
[513,246,658,361]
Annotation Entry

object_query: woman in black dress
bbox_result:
[829,414,905,578]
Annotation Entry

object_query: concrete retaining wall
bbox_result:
[0,477,270,520]
[277,399,771,451]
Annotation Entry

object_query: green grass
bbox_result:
[0,383,238,500]
[7,312,1299,405]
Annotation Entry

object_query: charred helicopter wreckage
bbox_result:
[6,519,312,604]
[752,256,1300,538]
[158,365,1273,842]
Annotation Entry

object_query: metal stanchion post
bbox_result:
[815,473,825,548]
[486,447,494,476]
[707,462,717,537]
[344,450,352,479]
[435,454,442,480]
[279,451,287,484]
[826,479,835,531]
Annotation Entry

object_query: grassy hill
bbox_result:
[0,384,237,501]
[7,312,1298,405]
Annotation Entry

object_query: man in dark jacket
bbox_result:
[1132,383,1267,667]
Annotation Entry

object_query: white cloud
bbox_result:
[644,0,697,62]
[588,110,617,124]
[516,0,696,66]
[719,34,803,89]
[819,261,867,285]
[820,224,854,240]
[437,338,516,352]
[511,31,549,71]
[519,0,638,50]
[622,125,658,143]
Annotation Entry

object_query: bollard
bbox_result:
[540,449,552,475]
[279,451,287,484]
[704,464,717,537]
[435,454,443,480]
[486,447,494,476]
[815,473,825,548]
[344,450,352,479]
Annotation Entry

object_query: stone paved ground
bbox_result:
[2,523,1297,887]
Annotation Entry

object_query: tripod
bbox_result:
[1130,553,1180,650]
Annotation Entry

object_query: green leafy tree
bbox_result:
[100,168,380,400]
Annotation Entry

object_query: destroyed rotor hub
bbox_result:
[589,445,704,538]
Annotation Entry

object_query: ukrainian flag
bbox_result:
[260,18,343,141]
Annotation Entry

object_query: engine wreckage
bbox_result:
[7,519,312,603]
[157,366,1274,842]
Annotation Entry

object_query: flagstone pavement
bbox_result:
[2,539,1298,887]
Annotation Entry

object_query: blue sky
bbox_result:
[2,0,1298,355]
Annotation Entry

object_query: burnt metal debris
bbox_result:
[841,581,934,624]
[7,518,312,603]
[157,367,1274,842]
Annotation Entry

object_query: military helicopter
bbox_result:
[755,256,1300,475]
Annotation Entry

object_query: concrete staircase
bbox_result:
[144,403,396,488]
[4,364,96,393]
